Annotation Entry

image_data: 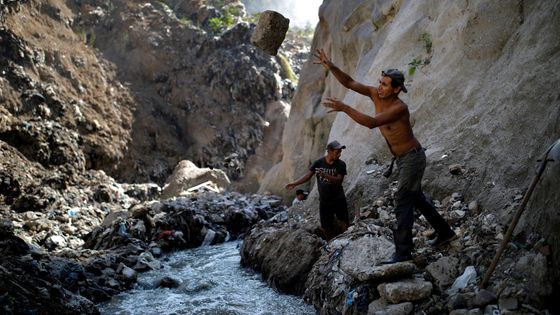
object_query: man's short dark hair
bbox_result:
[296,189,305,195]
[382,69,408,93]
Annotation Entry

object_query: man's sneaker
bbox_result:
[380,254,413,265]
[429,232,458,247]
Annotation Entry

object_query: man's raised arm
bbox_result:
[323,97,406,129]
[314,48,376,97]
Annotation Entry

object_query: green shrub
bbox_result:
[419,31,432,54]
[86,31,96,47]
[408,31,433,76]
[408,57,430,76]
[207,3,244,33]
[408,58,422,76]
[208,13,234,32]
[120,30,130,51]
[73,26,95,47]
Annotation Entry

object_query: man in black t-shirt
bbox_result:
[285,140,350,240]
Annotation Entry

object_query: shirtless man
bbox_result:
[315,48,456,264]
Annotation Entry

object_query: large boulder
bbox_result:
[250,10,290,56]
[304,221,416,314]
[161,160,231,198]
[378,279,433,304]
[425,256,461,291]
[368,299,414,315]
[338,234,412,282]
[240,225,323,294]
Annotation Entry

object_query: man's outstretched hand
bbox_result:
[313,48,333,70]
[323,97,347,113]
[285,183,296,190]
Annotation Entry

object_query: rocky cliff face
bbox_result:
[1,0,309,186]
[260,0,560,277]
[67,0,302,184]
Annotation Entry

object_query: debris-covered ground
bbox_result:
[242,181,557,314]
[1,162,287,313]
[0,115,287,313]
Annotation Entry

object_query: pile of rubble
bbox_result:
[241,183,555,314]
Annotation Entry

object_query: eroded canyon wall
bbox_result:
[260,0,560,275]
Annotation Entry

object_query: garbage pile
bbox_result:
[1,152,286,312]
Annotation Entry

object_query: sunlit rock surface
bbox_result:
[259,0,560,288]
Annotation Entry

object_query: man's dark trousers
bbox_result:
[393,149,454,258]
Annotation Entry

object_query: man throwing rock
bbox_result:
[285,140,350,241]
[315,48,456,263]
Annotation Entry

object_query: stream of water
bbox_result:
[99,241,315,315]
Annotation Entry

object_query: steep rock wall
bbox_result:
[261,0,560,274]
[70,0,296,184]
[1,0,308,186]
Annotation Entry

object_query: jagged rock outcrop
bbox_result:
[240,222,323,294]
[259,0,560,284]
[0,4,135,172]
[161,160,231,198]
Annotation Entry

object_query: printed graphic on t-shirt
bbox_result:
[309,157,347,201]
[315,167,338,183]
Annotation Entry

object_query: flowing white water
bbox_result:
[99,241,314,315]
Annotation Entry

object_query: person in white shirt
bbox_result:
[291,189,308,207]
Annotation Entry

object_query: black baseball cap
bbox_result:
[382,69,408,93]
[327,140,346,150]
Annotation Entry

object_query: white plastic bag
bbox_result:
[449,265,477,293]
